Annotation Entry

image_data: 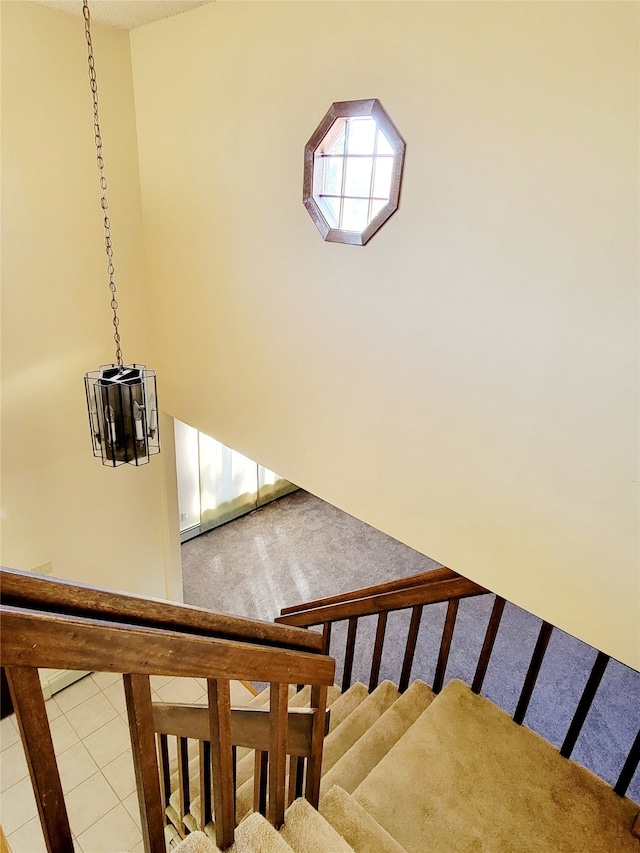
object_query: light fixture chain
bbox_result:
[83,0,123,368]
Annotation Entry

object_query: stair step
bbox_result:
[174,686,343,830]
[321,680,434,795]
[322,681,399,775]
[354,679,640,853]
[173,830,218,852]
[320,785,408,853]
[174,813,296,852]
[327,682,369,733]
[280,797,355,853]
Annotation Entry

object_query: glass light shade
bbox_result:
[85,364,160,467]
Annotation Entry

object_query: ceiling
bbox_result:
[35,1,215,31]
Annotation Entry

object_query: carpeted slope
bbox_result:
[354,679,640,853]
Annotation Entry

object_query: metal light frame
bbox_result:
[81,0,160,467]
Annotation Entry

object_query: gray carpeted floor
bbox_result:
[181,490,640,802]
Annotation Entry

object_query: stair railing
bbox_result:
[0,567,335,853]
[277,566,640,838]
[278,566,487,693]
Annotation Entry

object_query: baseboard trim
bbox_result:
[39,669,91,701]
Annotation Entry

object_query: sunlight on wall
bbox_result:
[130,2,639,667]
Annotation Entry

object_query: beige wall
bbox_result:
[1,3,182,600]
[130,1,639,668]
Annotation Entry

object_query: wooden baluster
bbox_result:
[342,617,358,692]
[304,685,328,808]
[287,755,302,806]
[433,598,459,694]
[232,745,237,819]
[253,750,268,815]
[268,682,288,829]
[399,605,423,693]
[561,652,609,758]
[123,674,166,853]
[472,596,506,694]
[156,734,171,824]
[6,667,74,853]
[321,622,332,655]
[369,611,388,692]
[513,621,553,725]
[614,727,640,798]
[208,678,235,850]
[199,740,212,829]
[177,736,190,828]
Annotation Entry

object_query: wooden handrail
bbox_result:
[276,573,488,627]
[0,566,322,653]
[1,604,335,686]
[152,703,315,757]
[279,567,458,617]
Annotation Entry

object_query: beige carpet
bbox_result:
[173,679,639,853]
[354,679,640,852]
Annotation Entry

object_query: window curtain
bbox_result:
[175,420,297,535]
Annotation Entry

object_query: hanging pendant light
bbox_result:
[81,0,160,467]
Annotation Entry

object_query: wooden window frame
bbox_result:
[303,99,406,246]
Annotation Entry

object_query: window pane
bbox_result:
[344,156,373,198]
[373,156,393,200]
[342,198,369,232]
[326,125,346,155]
[347,117,377,154]
[377,128,394,155]
[323,196,341,227]
[321,157,344,195]
[370,198,387,220]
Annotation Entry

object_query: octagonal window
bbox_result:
[303,99,406,246]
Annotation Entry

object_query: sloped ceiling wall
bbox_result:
[130,2,638,669]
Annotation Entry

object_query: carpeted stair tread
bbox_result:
[170,686,343,830]
[321,680,434,795]
[354,679,640,852]
[174,814,296,852]
[327,682,369,733]
[173,829,219,852]
[231,812,296,852]
[322,681,399,775]
[280,797,355,853]
[320,785,408,853]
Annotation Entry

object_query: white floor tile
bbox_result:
[0,715,20,752]
[83,716,131,768]
[45,697,63,723]
[0,775,38,835]
[57,742,100,794]
[154,678,206,705]
[50,714,81,755]
[0,739,29,792]
[149,675,174,691]
[102,750,137,799]
[65,771,119,836]
[121,791,141,828]
[66,692,118,740]
[76,803,142,853]
[54,675,100,714]
[6,815,47,853]
[90,671,122,691]
[103,679,127,715]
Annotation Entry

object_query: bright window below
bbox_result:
[315,117,395,233]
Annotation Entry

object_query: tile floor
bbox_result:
[0,673,254,853]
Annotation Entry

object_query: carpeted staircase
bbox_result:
[168,679,640,852]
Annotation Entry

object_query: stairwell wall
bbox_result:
[130,2,639,669]
[0,3,182,602]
